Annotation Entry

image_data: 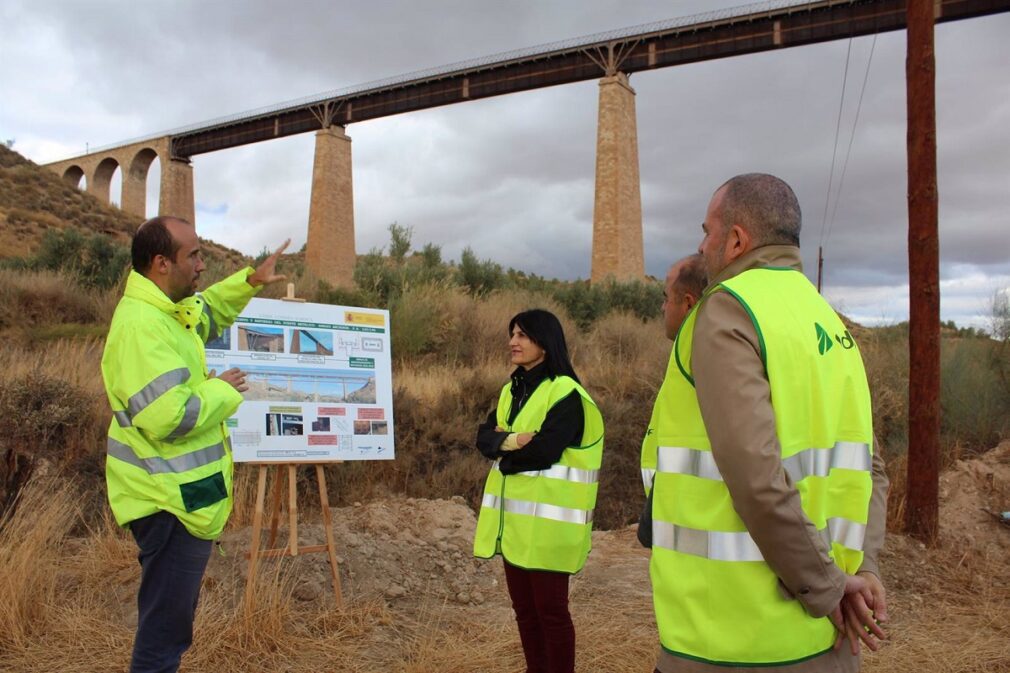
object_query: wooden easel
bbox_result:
[243,284,343,607]
[244,462,343,606]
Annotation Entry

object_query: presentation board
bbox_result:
[206,298,394,462]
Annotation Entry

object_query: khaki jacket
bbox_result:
[656,245,888,673]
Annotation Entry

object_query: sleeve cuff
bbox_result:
[857,557,881,579]
[792,566,846,618]
[241,266,263,293]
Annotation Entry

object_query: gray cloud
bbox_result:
[2,1,1008,327]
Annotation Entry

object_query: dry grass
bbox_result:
[863,538,1010,672]
[0,268,119,331]
[2,472,1006,672]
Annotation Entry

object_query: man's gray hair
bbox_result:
[719,173,801,247]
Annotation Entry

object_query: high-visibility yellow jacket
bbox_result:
[473,375,604,573]
[649,268,873,666]
[102,268,258,540]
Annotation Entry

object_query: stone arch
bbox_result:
[90,157,121,205]
[62,165,86,189]
[122,147,160,218]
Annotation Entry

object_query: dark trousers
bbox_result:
[503,560,576,673]
[129,511,212,673]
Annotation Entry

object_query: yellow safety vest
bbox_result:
[102,268,257,540]
[473,375,605,573]
[649,268,873,666]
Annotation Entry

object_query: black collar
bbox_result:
[511,361,550,390]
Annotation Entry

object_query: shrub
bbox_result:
[457,247,504,296]
[0,372,96,512]
[2,228,129,290]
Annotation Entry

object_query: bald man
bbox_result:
[646,174,888,672]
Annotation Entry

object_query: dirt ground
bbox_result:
[189,442,1010,671]
[36,442,1009,673]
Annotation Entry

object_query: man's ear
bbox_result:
[726,224,752,263]
[152,254,170,274]
[684,292,699,310]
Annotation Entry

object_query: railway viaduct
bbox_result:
[44,0,1010,285]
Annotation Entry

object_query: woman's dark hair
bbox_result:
[508,309,580,384]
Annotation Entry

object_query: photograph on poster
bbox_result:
[241,365,377,404]
[311,417,331,432]
[290,328,334,356]
[353,420,371,435]
[237,325,285,352]
[371,421,388,435]
[265,413,304,436]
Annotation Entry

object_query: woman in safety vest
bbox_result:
[473,309,604,673]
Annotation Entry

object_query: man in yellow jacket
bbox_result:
[647,175,889,672]
[102,216,287,673]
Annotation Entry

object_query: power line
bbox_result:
[819,38,854,251]
[825,34,878,245]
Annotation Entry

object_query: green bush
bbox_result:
[2,228,129,290]
[940,338,1010,453]
[457,247,504,296]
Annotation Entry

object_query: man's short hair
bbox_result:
[132,216,187,274]
[673,254,707,299]
[719,173,801,247]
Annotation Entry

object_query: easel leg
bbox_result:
[244,464,269,608]
[315,464,343,606]
[287,464,298,555]
[267,466,284,549]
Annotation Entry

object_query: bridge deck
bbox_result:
[82,0,1010,160]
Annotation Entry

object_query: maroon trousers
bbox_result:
[503,560,575,673]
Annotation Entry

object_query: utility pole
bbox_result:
[905,0,940,544]
[817,246,825,293]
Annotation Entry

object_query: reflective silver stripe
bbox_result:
[127,368,190,417]
[823,517,866,551]
[164,395,202,442]
[107,437,225,475]
[656,442,871,483]
[782,442,872,483]
[641,468,655,491]
[481,493,591,525]
[198,296,219,341]
[654,517,866,561]
[657,446,722,480]
[652,521,764,562]
[535,464,598,484]
[114,411,132,428]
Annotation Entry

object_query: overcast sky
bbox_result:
[2,1,1008,328]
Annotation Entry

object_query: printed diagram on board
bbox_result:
[208,299,394,463]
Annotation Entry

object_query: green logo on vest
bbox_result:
[815,323,834,355]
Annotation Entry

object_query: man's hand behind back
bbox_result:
[831,572,888,655]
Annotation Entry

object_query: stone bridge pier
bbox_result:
[591,72,644,283]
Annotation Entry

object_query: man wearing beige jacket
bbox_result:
[647,173,889,672]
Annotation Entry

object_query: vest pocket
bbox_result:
[180,471,227,512]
